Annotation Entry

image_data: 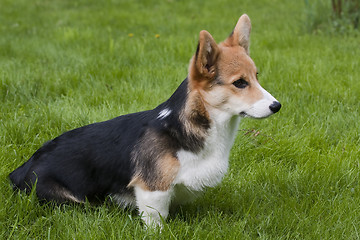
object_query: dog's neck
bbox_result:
[184,85,241,148]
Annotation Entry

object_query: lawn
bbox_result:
[1,0,360,239]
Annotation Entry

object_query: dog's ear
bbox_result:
[226,14,251,55]
[192,30,220,80]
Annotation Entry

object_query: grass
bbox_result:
[1,0,360,239]
[303,0,360,35]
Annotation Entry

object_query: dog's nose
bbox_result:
[269,101,281,113]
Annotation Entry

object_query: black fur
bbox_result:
[195,42,200,65]
[9,78,209,202]
[229,30,234,38]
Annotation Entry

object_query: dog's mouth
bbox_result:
[239,111,273,119]
[239,111,248,118]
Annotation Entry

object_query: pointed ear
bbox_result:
[227,14,251,55]
[193,30,220,79]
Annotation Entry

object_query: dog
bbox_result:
[9,14,281,227]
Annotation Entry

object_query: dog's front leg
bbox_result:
[134,186,173,228]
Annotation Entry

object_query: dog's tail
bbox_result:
[8,157,34,191]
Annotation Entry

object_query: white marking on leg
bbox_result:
[134,186,173,228]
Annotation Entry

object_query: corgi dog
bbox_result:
[9,14,281,227]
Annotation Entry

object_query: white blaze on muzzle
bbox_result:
[243,85,281,118]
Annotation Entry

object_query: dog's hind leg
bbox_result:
[36,178,84,204]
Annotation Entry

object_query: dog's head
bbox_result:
[188,14,281,119]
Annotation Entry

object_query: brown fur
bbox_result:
[189,15,263,111]
[129,129,180,191]
[181,90,210,139]
[215,45,263,105]
[129,153,180,192]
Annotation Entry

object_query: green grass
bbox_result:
[1,0,360,239]
[303,0,360,35]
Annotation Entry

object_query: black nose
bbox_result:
[269,101,281,113]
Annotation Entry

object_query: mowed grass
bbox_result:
[1,0,360,239]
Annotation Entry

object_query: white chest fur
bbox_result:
[174,115,240,192]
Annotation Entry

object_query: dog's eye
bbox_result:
[232,78,248,89]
